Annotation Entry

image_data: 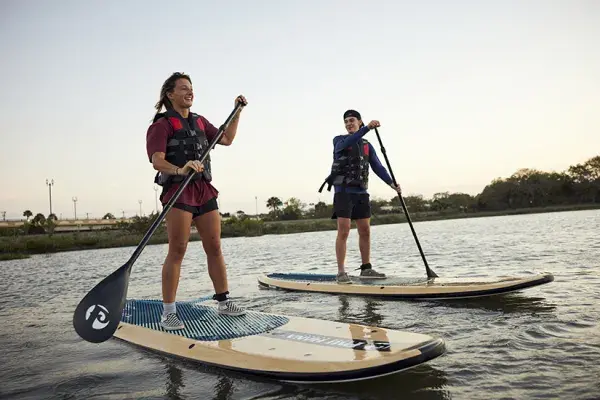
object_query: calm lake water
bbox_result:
[1,210,600,399]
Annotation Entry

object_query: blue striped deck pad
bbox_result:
[266,272,428,286]
[121,298,289,341]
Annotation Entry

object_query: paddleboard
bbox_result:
[257,272,554,300]
[113,297,446,383]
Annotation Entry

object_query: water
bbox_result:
[1,210,600,399]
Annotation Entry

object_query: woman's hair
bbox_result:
[153,72,192,122]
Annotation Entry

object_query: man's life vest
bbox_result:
[319,139,370,192]
[153,109,212,189]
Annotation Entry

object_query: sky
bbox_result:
[1,0,599,219]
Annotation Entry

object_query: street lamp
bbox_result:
[255,196,258,217]
[72,197,78,220]
[138,200,142,216]
[46,179,54,215]
[1,211,5,221]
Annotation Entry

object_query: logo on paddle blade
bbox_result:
[85,304,110,330]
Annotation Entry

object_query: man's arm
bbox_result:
[333,126,371,153]
[368,143,394,185]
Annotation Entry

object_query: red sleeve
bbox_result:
[198,115,219,142]
[146,119,171,162]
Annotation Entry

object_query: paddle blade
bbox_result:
[72,263,131,343]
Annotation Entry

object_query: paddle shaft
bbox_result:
[373,128,438,279]
[126,103,244,267]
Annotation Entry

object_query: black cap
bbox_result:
[343,109,361,121]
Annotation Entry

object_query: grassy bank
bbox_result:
[1,203,599,261]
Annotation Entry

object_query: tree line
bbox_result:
[254,155,600,221]
[7,154,600,233]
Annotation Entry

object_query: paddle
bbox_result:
[373,127,438,279]
[72,102,246,343]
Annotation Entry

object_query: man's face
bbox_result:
[344,116,361,134]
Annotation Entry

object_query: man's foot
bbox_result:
[336,271,352,284]
[218,299,246,316]
[358,263,386,279]
[160,313,185,330]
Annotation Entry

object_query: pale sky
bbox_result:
[1,0,599,219]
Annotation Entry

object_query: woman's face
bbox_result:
[168,78,194,109]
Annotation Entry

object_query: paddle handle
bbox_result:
[127,103,245,266]
[373,128,438,279]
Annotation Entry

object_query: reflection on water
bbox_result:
[212,375,235,400]
[430,293,558,315]
[1,210,600,399]
[338,295,385,327]
[165,362,185,399]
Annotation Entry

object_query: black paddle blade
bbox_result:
[72,263,131,343]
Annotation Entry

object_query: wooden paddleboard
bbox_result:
[257,272,554,300]
[113,298,445,383]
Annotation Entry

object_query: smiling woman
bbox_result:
[146,72,249,330]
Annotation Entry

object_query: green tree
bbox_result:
[266,197,283,213]
[446,193,477,212]
[369,197,389,214]
[568,156,600,203]
[32,213,46,226]
[46,214,57,235]
[23,210,32,221]
[402,195,429,212]
[430,192,452,211]
[313,201,331,218]
[280,197,305,220]
[103,213,116,219]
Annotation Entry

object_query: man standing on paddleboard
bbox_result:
[319,109,402,284]
[146,72,247,330]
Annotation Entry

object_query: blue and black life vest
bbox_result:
[319,139,370,192]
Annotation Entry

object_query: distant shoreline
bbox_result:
[1,203,599,261]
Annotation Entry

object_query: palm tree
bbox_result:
[266,197,283,213]
[32,213,46,226]
[23,210,32,221]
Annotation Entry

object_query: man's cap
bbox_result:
[343,109,361,121]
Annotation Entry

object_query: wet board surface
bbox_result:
[113,298,445,383]
[257,272,555,299]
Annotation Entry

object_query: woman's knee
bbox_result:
[167,239,188,262]
[203,235,222,257]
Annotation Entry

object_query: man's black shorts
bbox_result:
[331,192,371,220]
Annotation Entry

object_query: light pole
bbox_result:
[138,200,142,216]
[46,179,54,215]
[122,210,125,219]
[72,197,78,220]
[1,211,5,221]
[154,186,159,213]
[255,196,258,217]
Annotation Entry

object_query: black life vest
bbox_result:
[319,139,370,192]
[153,109,212,189]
